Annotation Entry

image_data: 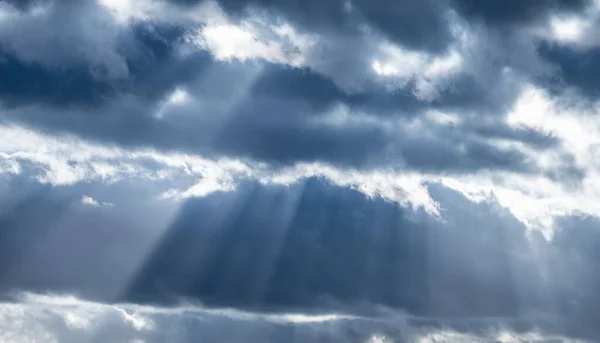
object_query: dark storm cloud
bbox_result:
[0,0,599,341]
[170,0,597,110]
[451,0,591,25]
[250,66,514,116]
[171,0,454,53]
[169,0,593,53]
[0,19,196,107]
[186,64,556,172]
[0,0,569,175]
[0,16,499,118]
[119,179,600,339]
[2,81,548,174]
[538,42,600,100]
[0,14,556,174]
[122,179,529,315]
[0,0,451,112]
[2,176,598,339]
[447,0,600,103]
[0,52,115,107]
[1,20,562,174]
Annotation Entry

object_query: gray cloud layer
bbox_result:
[0,0,579,174]
[2,292,588,343]
[1,0,600,341]
[0,176,599,340]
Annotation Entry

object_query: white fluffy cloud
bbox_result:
[538,1,600,49]
[81,195,114,207]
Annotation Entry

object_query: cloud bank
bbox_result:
[2,0,600,341]
[0,293,589,343]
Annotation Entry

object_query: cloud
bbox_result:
[0,0,131,78]
[80,195,113,207]
[1,85,548,175]
[0,293,590,343]
[0,118,572,238]
[173,0,454,53]
[451,0,591,25]
[2,0,600,341]
[119,179,600,341]
[539,42,600,99]
[0,0,567,179]
[0,93,589,236]
[0,123,438,213]
[2,171,599,338]
[0,48,558,175]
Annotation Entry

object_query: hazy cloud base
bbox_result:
[0,293,590,343]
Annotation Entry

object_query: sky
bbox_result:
[1,0,600,342]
